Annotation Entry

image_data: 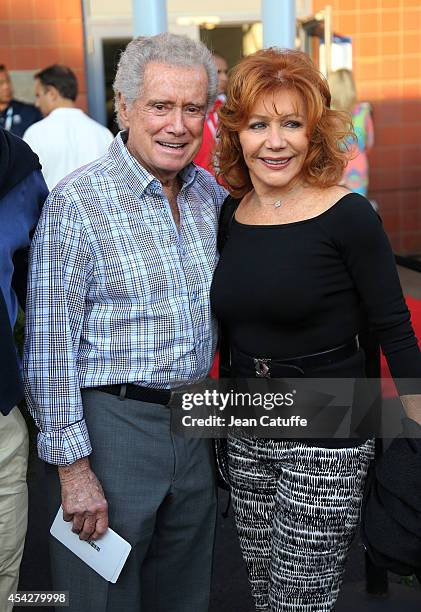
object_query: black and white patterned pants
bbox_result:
[228,437,375,612]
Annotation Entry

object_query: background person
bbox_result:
[24,34,226,612]
[211,48,421,611]
[0,65,42,137]
[329,68,374,196]
[194,53,228,174]
[23,65,113,190]
[0,127,48,612]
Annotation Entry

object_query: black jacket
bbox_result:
[361,417,421,581]
[0,289,25,415]
[0,99,42,138]
[0,128,45,415]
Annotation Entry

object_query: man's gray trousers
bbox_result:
[46,388,217,612]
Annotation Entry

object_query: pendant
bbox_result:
[274,200,282,208]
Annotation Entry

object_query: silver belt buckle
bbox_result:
[254,358,271,378]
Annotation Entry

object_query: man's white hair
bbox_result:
[113,32,217,129]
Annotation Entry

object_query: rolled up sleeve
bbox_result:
[23,191,93,465]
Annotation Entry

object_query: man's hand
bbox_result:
[58,457,108,541]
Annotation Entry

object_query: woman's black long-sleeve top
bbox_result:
[211,192,421,390]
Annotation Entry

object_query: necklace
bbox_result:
[251,185,303,210]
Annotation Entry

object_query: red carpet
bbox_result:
[210,296,421,397]
[209,352,219,378]
[381,296,421,397]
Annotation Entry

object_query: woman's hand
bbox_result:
[401,395,421,426]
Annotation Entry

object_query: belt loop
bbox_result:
[119,384,127,401]
[167,390,175,408]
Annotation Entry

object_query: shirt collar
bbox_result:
[108,131,198,198]
[49,107,84,117]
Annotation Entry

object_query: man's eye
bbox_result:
[153,104,167,112]
[185,107,203,115]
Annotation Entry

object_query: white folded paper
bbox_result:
[50,507,132,583]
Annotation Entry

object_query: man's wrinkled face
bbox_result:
[0,71,13,106]
[119,62,208,183]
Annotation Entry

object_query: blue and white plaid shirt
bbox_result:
[24,132,227,465]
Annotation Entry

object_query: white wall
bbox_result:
[86,0,312,24]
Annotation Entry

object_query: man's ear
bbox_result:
[48,86,59,102]
[118,93,130,129]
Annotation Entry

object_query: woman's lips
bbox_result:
[259,156,292,169]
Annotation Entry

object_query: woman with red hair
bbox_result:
[210,48,421,611]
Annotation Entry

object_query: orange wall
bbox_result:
[0,0,87,111]
[2,1,421,253]
[314,0,421,254]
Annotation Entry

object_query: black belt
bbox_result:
[232,337,360,378]
[95,383,172,406]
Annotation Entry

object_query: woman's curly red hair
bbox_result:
[217,48,354,198]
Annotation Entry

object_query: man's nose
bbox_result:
[167,108,187,135]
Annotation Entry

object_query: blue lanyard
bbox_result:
[4,107,13,131]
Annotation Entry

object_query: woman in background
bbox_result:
[211,48,421,611]
[329,68,374,196]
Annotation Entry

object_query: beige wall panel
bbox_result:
[88,0,258,19]
[88,0,312,24]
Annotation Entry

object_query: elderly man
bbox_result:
[24,33,226,612]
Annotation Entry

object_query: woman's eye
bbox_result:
[249,122,266,130]
[285,120,301,128]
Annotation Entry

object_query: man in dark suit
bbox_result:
[0,128,47,611]
[0,66,42,137]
